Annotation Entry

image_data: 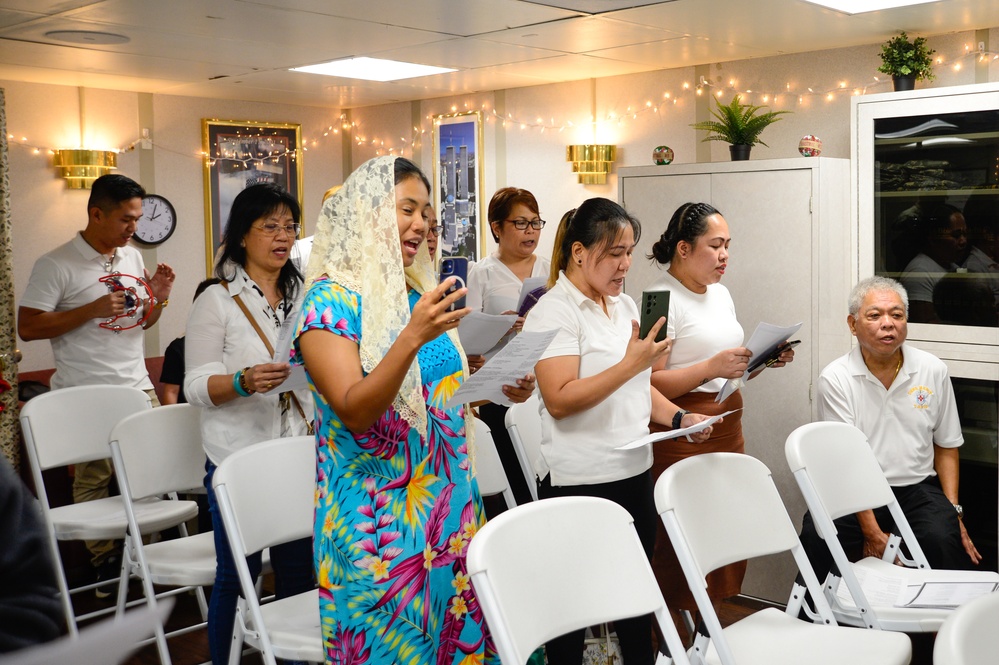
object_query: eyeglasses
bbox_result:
[428,225,441,237]
[253,222,301,237]
[505,218,546,230]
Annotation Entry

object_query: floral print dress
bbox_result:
[293,277,495,665]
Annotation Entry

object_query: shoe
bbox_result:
[94,556,121,599]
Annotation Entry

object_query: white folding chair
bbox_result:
[467,495,692,665]
[19,385,193,635]
[655,452,912,665]
[473,417,517,510]
[933,589,999,665]
[109,403,214,665]
[503,393,543,501]
[212,435,322,665]
[785,421,999,632]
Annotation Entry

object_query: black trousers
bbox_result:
[539,470,657,665]
[798,474,973,581]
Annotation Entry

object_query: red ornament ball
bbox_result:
[798,135,822,157]
[653,145,674,165]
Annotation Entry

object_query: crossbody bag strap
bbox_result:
[221,281,311,429]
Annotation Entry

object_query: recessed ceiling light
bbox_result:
[44,30,130,45]
[291,57,455,82]
[800,0,939,14]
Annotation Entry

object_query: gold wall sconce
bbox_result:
[566,144,616,185]
[53,149,118,189]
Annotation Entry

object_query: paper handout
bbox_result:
[516,277,548,312]
[614,410,739,450]
[715,321,803,403]
[272,305,310,392]
[445,328,558,408]
[458,312,519,356]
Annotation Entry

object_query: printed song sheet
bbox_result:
[273,306,309,392]
[446,328,558,408]
[458,312,519,355]
[716,321,803,403]
[615,410,739,450]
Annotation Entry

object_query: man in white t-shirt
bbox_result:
[798,276,981,579]
[18,174,175,592]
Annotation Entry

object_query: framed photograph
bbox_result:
[201,119,304,275]
[432,111,485,262]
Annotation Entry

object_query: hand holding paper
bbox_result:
[716,321,802,402]
[615,410,738,450]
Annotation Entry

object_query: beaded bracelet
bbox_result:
[233,369,252,397]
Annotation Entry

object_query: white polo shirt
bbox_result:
[523,272,653,486]
[817,343,963,486]
[20,233,152,391]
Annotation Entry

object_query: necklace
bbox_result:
[891,354,903,384]
[102,250,117,273]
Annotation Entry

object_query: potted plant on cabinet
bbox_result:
[878,31,935,92]
[690,94,791,161]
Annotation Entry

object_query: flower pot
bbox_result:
[892,75,916,91]
[729,144,752,161]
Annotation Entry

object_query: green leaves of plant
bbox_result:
[689,94,791,147]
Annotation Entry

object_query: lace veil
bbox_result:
[305,156,471,449]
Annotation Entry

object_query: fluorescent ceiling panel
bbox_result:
[291,57,455,82]
[799,0,939,14]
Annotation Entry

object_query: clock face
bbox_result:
[136,194,177,246]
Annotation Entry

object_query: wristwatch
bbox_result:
[953,503,963,519]
[672,409,689,430]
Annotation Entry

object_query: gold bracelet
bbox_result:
[154,297,169,309]
[238,366,255,394]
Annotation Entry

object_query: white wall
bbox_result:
[10,28,997,372]
[8,82,342,372]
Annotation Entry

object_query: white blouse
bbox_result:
[184,265,312,465]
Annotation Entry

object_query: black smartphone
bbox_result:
[639,289,671,342]
[439,256,469,312]
[750,339,801,372]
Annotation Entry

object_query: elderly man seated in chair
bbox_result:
[799,275,981,579]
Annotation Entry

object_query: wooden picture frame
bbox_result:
[432,111,485,262]
[201,119,304,275]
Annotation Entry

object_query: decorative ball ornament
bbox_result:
[653,145,674,165]
[798,135,822,157]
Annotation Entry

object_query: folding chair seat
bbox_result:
[473,417,517,510]
[785,421,999,632]
[503,393,543,501]
[655,452,912,665]
[212,435,322,665]
[109,403,214,665]
[467,495,692,665]
[19,385,193,635]
[932,588,999,664]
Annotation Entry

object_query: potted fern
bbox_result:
[878,32,935,91]
[690,95,791,161]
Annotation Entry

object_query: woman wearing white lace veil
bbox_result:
[293,156,532,665]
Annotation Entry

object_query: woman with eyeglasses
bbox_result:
[184,183,314,664]
[466,187,548,505]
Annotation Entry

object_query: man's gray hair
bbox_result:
[848,276,909,317]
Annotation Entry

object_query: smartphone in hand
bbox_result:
[639,289,671,342]
[439,256,469,312]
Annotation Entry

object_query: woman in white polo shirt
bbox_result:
[523,197,714,665]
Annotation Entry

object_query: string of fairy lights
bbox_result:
[6,42,998,162]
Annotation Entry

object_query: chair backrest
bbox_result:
[110,404,205,500]
[212,436,315,555]
[785,421,897,520]
[504,394,543,498]
[654,452,802,582]
[472,418,513,503]
[20,385,152,469]
[467,496,690,665]
[933,590,999,665]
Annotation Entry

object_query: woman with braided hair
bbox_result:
[646,202,795,624]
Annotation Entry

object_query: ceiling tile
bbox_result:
[480,14,685,53]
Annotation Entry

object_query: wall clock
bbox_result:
[136,194,177,246]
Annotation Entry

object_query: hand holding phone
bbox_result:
[639,289,671,342]
[439,257,468,312]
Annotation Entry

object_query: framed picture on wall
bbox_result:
[201,119,304,275]
[432,111,485,262]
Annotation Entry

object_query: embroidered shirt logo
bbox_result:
[908,385,933,409]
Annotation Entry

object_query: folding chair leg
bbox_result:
[50,541,79,637]
[679,610,696,643]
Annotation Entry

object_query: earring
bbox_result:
[577,258,582,265]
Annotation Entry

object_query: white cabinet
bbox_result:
[618,157,851,603]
